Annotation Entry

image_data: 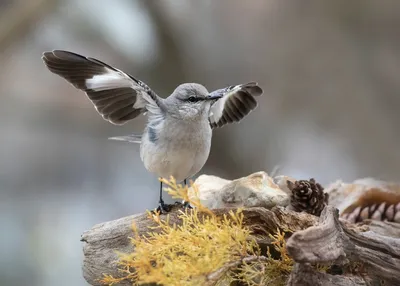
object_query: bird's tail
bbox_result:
[108,134,142,144]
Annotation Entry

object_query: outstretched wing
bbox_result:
[42,50,162,125]
[208,82,263,128]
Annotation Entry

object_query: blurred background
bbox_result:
[1,0,400,285]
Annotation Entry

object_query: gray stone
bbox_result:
[188,171,290,209]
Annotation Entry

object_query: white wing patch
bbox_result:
[85,67,154,112]
[85,68,134,91]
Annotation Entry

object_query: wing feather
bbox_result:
[209,82,263,128]
[42,50,162,125]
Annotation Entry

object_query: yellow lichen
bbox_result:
[230,228,293,286]
[101,176,294,286]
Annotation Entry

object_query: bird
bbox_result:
[41,50,263,213]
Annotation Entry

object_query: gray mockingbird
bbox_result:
[42,50,263,212]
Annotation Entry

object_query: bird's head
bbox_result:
[164,83,222,121]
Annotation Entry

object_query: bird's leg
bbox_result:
[159,180,164,205]
[156,181,171,214]
[182,178,192,209]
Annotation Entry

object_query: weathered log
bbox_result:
[356,219,400,238]
[81,205,400,286]
[81,205,317,286]
[286,206,400,285]
[287,264,367,286]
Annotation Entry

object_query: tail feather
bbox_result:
[108,134,142,144]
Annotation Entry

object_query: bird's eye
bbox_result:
[187,96,200,103]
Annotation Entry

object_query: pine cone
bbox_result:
[287,178,328,216]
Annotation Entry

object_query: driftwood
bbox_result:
[287,264,367,286]
[81,205,400,286]
[286,206,400,286]
[81,205,317,285]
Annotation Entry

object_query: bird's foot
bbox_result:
[154,200,174,214]
[152,201,192,215]
[182,200,193,209]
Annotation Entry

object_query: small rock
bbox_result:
[273,175,298,195]
[188,171,290,209]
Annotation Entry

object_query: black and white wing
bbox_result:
[208,82,263,128]
[42,50,162,125]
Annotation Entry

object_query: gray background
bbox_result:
[1,0,400,285]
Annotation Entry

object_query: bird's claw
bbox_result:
[154,200,173,214]
[182,201,193,209]
[152,201,192,215]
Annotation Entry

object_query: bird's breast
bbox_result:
[140,118,212,182]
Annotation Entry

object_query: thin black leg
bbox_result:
[182,178,192,209]
[159,181,164,205]
[156,181,171,214]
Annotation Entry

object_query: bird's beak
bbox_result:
[207,94,223,100]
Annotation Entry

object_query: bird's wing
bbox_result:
[42,50,162,125]
[208,82,263,128]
